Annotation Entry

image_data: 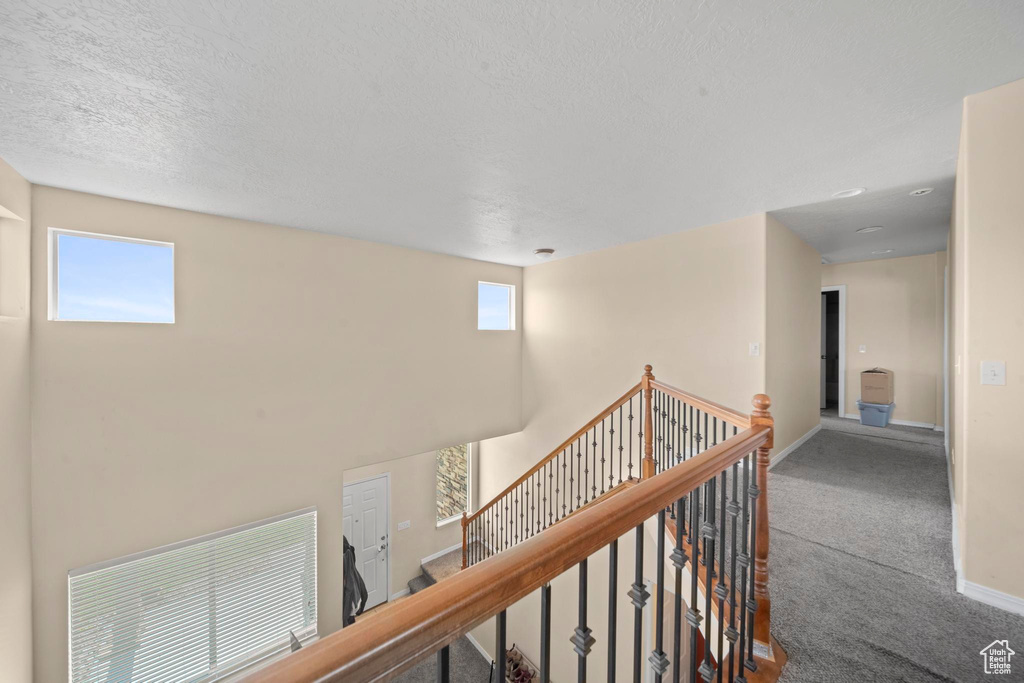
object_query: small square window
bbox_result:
[49,228,174,323]
[478,282,515,330]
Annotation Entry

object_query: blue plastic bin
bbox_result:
[857,400,895,427]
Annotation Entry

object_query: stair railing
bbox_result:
[462,365,757,571]
[244,377,778,682]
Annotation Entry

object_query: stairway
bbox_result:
[408,542,485,594]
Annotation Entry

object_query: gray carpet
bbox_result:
[394,636,493,682]
[771,422,1024,682]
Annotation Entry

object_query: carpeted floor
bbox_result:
[394,636,493,682]
[771,421,1024,682]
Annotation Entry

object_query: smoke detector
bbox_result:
[533,248,555,259]
[832,188,865,198]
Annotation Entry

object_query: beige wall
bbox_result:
[0,157,33,683]
[766,215,822,455]
[477,214,769,513]
[343,447,466,597]
[29,187,523,682]
[822,252,946,427]
[952,77,1024,600]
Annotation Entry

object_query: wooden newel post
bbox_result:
[642,364,656,480]
[751,393,773,649]
[461,512,468,570]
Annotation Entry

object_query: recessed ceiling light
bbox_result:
[856,226,884,233]
[832,188,865,198]
[872,249,895,255]
[909,188,933,196]
[533,248,555,259]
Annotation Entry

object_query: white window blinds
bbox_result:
[68,508,317,683]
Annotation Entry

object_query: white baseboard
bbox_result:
[768,424,821,470]
[390,588,410,601]
[420,542,463,565]
[842,413,936,430]
[961,581,1024,617]
[933,425,945,433]
[464,630,493,663]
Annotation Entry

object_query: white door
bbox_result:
[342,475,389,610]
[820,293,828,410]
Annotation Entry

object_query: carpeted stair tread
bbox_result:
[408,574,433,594]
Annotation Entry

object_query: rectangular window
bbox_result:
[68,508,317,683]
[436,444,470,524]
[49,228,175,323]
[478,281,515,330]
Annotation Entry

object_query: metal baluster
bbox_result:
[670,496,687,683]
[572,559,596,683]
[628,397,635,480]
[618,405,624,485]
[565,448,573,518]
[548,461,554,526]
[629,524,649,683]
[602,418,609,494]
[700,412,708,567]
[536,475,541,534]
[585,436,593,505]
[746,449,761,674]
[541,584,552,683]
[698,478,717,683]
[575,438,582,509]
[591,428,598,501]
[651,510,669,681]
[687,479,702,683]
[711,418,719,579]
[437,645,450,683]
[496,610,507,682]
[726,462,740,682]
[608,539,618,682]
[736,454,751,683]
[716,469,728,682]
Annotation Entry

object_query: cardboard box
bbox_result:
[861,368,894,404]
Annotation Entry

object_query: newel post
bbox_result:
[751,394,773,649]
[461,512,468,570]
[641,364,656,480]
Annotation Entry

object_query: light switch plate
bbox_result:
[749,342,760,357]
[397,520,411,530]
[981,361,1006,386]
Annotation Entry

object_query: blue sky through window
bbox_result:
[55,233,174,323]
[478,282,513,330]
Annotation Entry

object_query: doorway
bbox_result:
[820,285,846,418]
[342,473,390,610]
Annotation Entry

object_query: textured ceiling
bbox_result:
[1,1,1023,266]
[771,179,954,264]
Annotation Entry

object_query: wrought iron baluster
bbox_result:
[591,427,598,501]
[736,453,751,683]
[608,539,618,682]
[583,432,590,505]
[628,397,635,480]
[629,524,648,683]
[572,559,596,683]
[541,584,552,683]
[726,462,740,681]
[716,469,728,682]
[437,645,450,683]
[575,438,582,509]
[670,496,687,683]
[687,478,702,683]
[562,450,568,519]
[651,510,669,681]
[602,418,608,495]
[496,610,507,683]
[618,405,624,485]
[746,449,761,673]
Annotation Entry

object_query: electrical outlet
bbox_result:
[749,342,760,357]
[858,345,867,353]
[397,520,411,531]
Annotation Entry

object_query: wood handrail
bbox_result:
[465,380,643,524]
[244,425,771,683]
[648,379,752,430]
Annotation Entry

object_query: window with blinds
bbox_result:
[68,508,317,683]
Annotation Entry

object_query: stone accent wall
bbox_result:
[436,444,468,521]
